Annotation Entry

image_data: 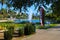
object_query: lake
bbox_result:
[14,19,51,24]
[14,19,40,23]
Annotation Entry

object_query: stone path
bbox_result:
[12,26,60,40]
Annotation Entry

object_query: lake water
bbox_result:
[14,19,51,24]
[14,19,40,23]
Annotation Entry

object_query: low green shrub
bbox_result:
[18,27,24,36]
[4,26,14,40]
[4,31,12,40]
[31,23,36,33]
[24,23,36,35]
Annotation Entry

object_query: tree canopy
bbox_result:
[0,0,60,14]
[8,0,52,12]
[8,0,60,14]
[51,0,60,14]
[0,0,60,20]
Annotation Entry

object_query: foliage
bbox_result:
[0,22,25,30]
[18,27,24,36]
[45,13,60,23]
[4,26,14,40]
[51,0,60,14]
[16,13,28,19]
[4,31,12,40]
[24,22,36,35]
[0,0,60,21]
[7,0,54,12]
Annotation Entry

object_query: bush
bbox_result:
[4,31,12,40]
[4,26,14,40]
[24,23,36,35]
[18,27,24,36]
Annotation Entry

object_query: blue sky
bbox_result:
[0,4,7,9]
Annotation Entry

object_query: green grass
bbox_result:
[0,22,59,30]
[0,22,25,30]
[49,24,57,26]
[36,24,58,29]
[45,24,58,27]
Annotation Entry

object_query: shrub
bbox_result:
[18,27,24,36]
[8,26,14,33]
[24,23,36,35]
[31,23,36,33]
[4,26,14,40]
[4,31,12,40]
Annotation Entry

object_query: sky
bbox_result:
[0,4,7,9]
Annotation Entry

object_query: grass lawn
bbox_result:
[45,24,59,28]
[0,21,59,30]
[36,23,59,29]
[0,22,25,30]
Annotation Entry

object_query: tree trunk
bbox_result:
[40,7,45,26]
[19,8,22,15]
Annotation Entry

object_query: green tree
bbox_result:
[7,0,60,25]
[10,0,52,26]
[6,0,12,13]
[0,0,59,25]
[0,8,8,19]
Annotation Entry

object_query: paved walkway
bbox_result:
[12,26,60,40]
